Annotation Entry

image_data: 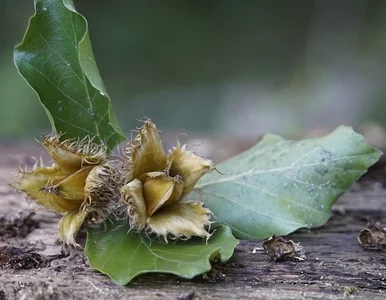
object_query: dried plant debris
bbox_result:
[262,236,306,262]
[121,120,215,242]
[201,268,226,283]
[343,286,357,297]
[358,221,386,251]
[0,211,39,241]
[12,134,123,247]
[0,244,67,270]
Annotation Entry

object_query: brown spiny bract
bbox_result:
[12,134,121,247]
[121,120,215,242]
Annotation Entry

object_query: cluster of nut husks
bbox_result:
[12,120,215,247]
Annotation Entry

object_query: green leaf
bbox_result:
[86,222,238,285]
[192,126,382,239]
[14,0,125,149]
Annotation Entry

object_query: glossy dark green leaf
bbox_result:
[86,222,238,285]
[14,0,125,149]
[192,126,382,239]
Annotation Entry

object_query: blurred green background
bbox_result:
[1,0,386,139]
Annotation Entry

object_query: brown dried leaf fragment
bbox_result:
[262,236,306,262]
[358,221,386,251]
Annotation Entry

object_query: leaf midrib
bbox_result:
[29,4,103,141]
[197,153,368,189]
[71,10,102,142]
[139,235,213,267]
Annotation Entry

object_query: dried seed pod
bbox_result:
[121,120,215,242]
[358,221,386,250]
[263,236,306,262]
[12,134,121,247]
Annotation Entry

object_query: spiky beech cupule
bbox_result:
[12,134,121,247]
[121,120,215,242]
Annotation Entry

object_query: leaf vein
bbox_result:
[198,154,372,188]
[139,236,203,266]
[53,115,93,136]
[233,180,325,214]
[31,26,84,84]
[18,58,89,112]
[201,190,305,227]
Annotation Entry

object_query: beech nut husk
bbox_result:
[121,120,215,242]
[12,134,121,247]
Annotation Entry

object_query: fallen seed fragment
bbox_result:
[263,236,306,262]
[343,286,357,297]
[358,221,386,250]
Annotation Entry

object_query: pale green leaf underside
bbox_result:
[14,0,124,149]
[86,223,238,285]
[192,126,382,239]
